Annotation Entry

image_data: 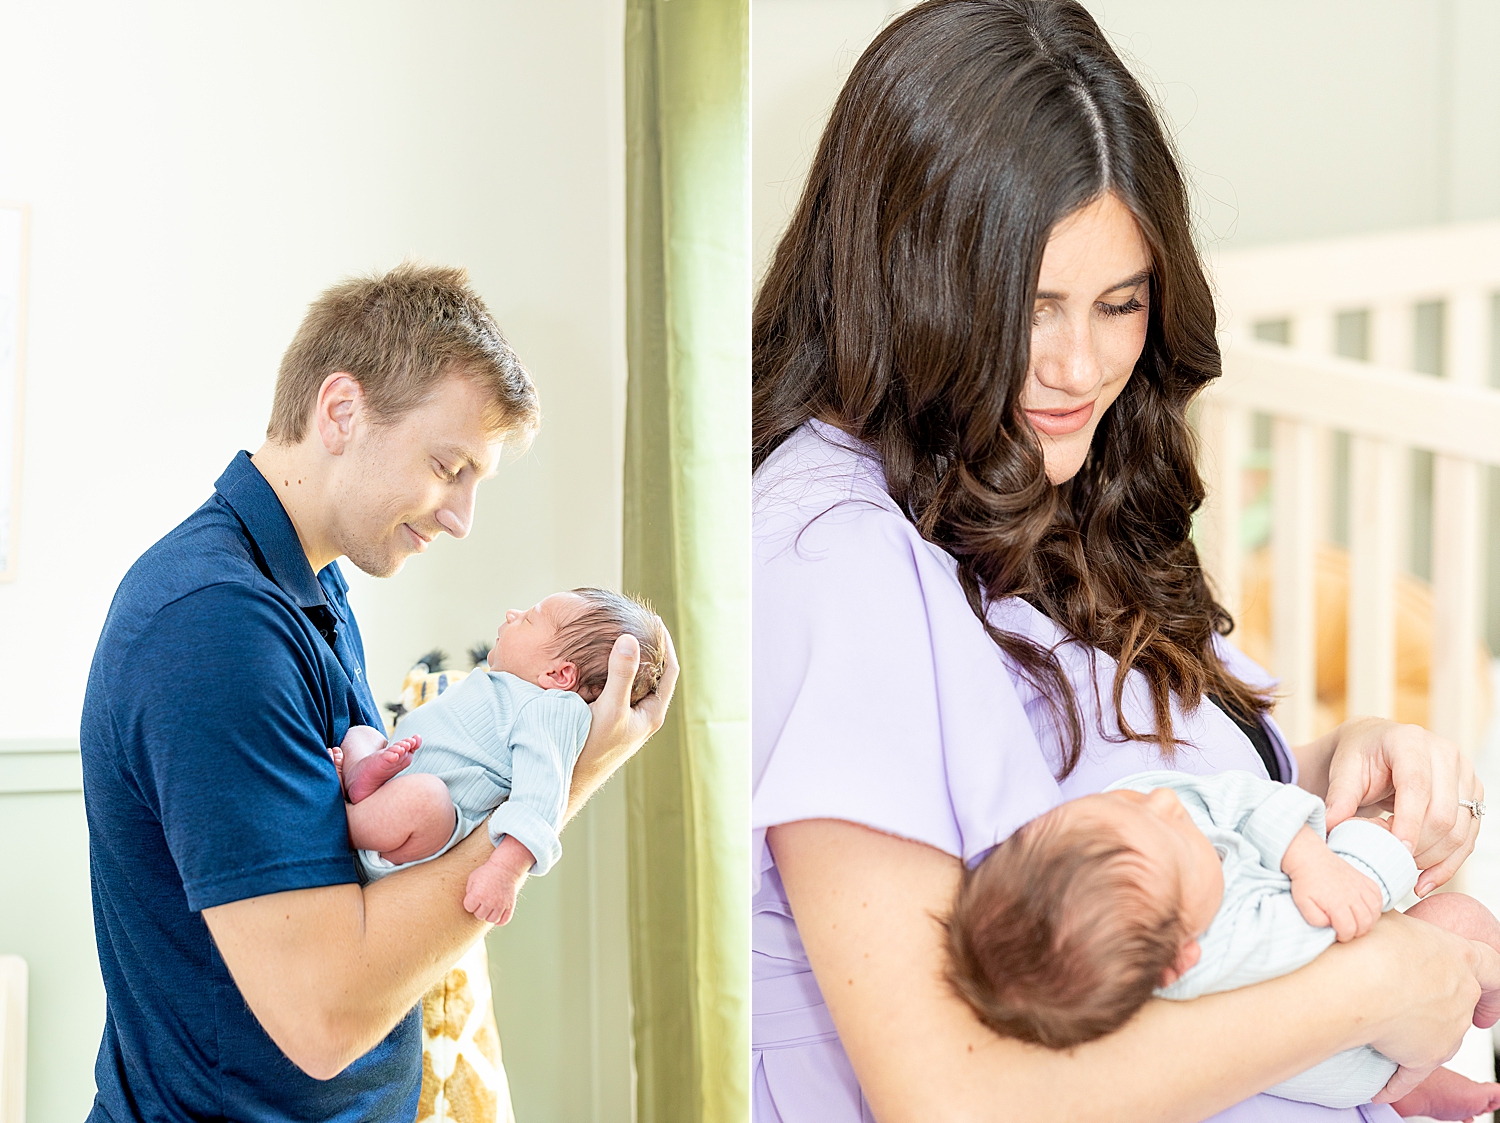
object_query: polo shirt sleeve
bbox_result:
[116,582,357,911]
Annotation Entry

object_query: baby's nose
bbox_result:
[505,609,521,623]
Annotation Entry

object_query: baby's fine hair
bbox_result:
[554,588,667,705]
[944,807,1185,1049]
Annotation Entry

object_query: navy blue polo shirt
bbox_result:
[80,452,421,1122]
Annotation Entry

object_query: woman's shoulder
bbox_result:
[752,425,1061,865]
[754,421,953,583]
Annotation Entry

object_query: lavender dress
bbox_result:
[752,421,1400,1123]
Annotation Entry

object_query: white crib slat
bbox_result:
[1446,288,1488,387]
[1347,437,1400,718]
[1197,400,1246,622]
[1272,418,1320,744]
[1292,307,1334,356]
[0,955,25,1123]
[1431,454,1482,752]
[1371,300,1415,370]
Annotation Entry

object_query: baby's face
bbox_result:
[1065,787,1225,939]
[486,592,585,688]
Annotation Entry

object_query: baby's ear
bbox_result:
[539,661,579,692]
[1160,939,1201,987]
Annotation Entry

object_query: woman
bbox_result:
[751,3,1488,1121]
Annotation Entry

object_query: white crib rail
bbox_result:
[1201,343,1500,745]
[1200,220,1500,751]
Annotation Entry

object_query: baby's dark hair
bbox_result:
[944,807,1185,1049]
[554,588,667,705]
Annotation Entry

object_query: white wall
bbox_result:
[753,0,1500,274]
[0,3,632,1120]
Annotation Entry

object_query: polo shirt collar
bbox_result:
[214,451,328,610]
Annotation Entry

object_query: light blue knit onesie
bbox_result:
[358,669,591,881]
[1107,769,1419,1110]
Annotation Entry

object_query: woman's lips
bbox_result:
[1025,401,1095,437]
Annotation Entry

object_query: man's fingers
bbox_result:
[629,621,678,735]
[598,633,641,715]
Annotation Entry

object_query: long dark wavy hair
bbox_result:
[752,0,1269,777]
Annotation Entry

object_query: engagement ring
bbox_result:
[1460,798,1486,820]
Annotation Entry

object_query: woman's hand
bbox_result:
[1297,717,1483,895]
[565,626,679,822]
[1327,910,1492,1102]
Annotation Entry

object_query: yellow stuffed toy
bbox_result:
[390,649,516,1123]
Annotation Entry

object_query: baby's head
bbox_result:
[486,587,667,705]
[945,786,1224,1049]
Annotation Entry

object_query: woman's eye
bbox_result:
[1099,295,1146,318]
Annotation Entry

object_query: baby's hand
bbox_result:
[464,835,536,926]
[1283,826,1384,941]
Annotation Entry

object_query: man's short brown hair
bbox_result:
[267,262,540,444]
[944,808,1185,1049]
[554,588,668,705]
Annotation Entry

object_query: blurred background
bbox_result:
[754,2,1500,1118]
[0,3,748,1122]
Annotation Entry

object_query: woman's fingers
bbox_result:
[1385,725,1437,855]
[1323,745,1372,830]
[1372,1065,1435,1105]
[1414,753,1478,894]
[1417,808,1482,896]
[1362,912,1482,1073]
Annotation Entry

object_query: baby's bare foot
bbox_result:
[344,735,422,804]
[328,744,344,780]
[1392,1066,1500,1121]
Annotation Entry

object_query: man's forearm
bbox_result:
[203,826,493,1079]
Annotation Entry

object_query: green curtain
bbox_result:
[622,2,749,1122]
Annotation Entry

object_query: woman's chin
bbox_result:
[1042,448,1088,484]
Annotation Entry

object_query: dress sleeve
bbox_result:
[487,690,591,876]
[753,498,1062,866]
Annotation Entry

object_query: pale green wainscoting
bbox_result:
[0,738,103,1123]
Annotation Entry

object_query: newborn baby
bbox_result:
[947,769,1500,1120]
[333,587,665,925]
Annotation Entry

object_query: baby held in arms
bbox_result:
[333,588,665,925]
[947,770,1500,1121]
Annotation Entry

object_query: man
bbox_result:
[80,263,675,1121]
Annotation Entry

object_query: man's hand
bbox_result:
[1282,826,1384,942]
[566,623,679,821]
[463,835,534,925]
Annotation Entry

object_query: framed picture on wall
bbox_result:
[0,204,26,582]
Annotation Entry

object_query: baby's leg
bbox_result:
[337,725,423,805]
[1390,1065,1500,1120]
[1406,893,1500,1028]
[345,772,456,866]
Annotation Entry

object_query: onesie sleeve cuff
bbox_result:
[1327,818,1419,907]
[488,801,563,876]
[1240,783,1327,868]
